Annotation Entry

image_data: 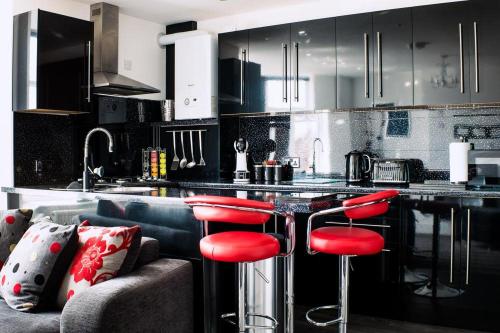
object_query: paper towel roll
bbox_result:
[449,142,471,184]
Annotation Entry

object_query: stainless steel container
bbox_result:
[274,165,283,182]
[254,165,264,182]
[264,165,275,182]
[161,99,175,122]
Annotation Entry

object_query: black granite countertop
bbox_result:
[0,185,340,214]
[173,179,500,198]
[3,178,500,215]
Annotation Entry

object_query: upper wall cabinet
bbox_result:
[470,0,500,103]
[13,10,93,115]
[336,13,373,109]
[248,24,291,113]
[336,10,413,109]
[372,8,413,107]
[290,18,336,112]
[413,2,471,105]
[218,30,249,114]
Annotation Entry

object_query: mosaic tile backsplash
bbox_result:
[220,108,500,179]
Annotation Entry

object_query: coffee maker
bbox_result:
[234,138,250,183]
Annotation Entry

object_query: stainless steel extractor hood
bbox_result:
[91,3,160,96]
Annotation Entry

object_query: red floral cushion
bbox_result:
[56,223,140,308]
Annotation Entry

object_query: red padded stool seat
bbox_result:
[200,231,280,262]
[310,226,384,256]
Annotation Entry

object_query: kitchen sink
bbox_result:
[293,178,344,184]
[94,186,156,194]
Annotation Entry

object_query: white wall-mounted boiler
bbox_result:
[174,34,217,120]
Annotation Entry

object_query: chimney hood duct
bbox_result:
[91,3,160,96]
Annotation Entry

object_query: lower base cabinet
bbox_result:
[295,195,500,332]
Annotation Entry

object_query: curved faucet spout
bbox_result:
[84,127,114,159]
[312,138,323,177]
[83,128,114,191]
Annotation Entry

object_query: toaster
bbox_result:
[372,159,424,184]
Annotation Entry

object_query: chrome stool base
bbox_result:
[305,304,342,327]
[221,312,279,330]
[305,255,351,332]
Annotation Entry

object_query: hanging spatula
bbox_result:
[170,131,180,171]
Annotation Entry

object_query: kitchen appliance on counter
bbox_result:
[345,150,374,183]
[234,138,250,183]
[467,150,500,188]
[372,158,424,184]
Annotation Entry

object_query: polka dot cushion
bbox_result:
[57,223,140,308]
[0,209,33,271]
[0,217,78,311]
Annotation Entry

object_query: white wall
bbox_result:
[118,14,165,100]
[12,0,89,19]
[0,0,14,210]
[198,0,464,33]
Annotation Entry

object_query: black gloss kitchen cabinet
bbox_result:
[397,196,500,332]
[457,199,500,332]
[219,18,336,115]
[336,13,373,109]
[413,2,471,105]
[290,18,336,112]
[336,9,413,109]
[13,10,93,114]
[218,30,250,114]
[469,0,500,103]
[372,8,413,107]
[248,24,291,113]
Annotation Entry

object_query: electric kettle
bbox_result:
[345,150,372,182]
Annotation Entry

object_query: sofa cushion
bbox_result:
[0,299,60,333]
[0,218,78,311]
[78,213,199,258]
[135,237,160,268]
[80,220,142,277]
[57,224,140,308]
[0,209,32,270]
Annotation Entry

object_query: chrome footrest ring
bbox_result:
[221,312,279,330]
[305,304,342,327]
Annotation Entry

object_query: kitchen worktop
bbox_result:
[3,178,500,214]
[173,179,500,198]
[1,185,339,213]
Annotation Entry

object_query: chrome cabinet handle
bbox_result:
[364,33,369,98]
[240,49,246,105]
[474,21,479,93]
[282,43,288,102]
[450,208,455,283]
[377,32,382,98]
[87,41,92,103]
[466,209,471,285]
[294,42,299,102]
[459,23,464,94]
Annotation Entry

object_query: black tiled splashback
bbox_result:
[220,108,500,179]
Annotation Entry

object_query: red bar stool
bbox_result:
[185,195,295,332]
[305,189,399,332]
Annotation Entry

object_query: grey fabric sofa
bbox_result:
[0,238,194,333]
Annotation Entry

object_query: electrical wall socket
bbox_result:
[284,157,300,168]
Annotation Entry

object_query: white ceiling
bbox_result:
[74,0,314,25]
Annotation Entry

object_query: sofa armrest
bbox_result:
[60,258,193,333]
